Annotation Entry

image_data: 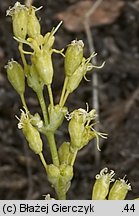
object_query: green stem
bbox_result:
[57,193,66,200]
[59,76,69,106]
[46,132,59,167]
[36,89,49,125]
[69,148,78,166]
[19,43,28,72]
[61,90,70,107]
[56,185,66,200]
[39,152,47,171]
[20,93,28,110]
[47,84,54,107]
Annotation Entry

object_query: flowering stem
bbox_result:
[20,93,28,110]
[39,152,47,171]
[36,89,49,125]
[61,90,70,107]
[56,181,67,200]
[69,148,78,166]
[57,192,66,200]
[47,84,54,107]
[59,76,69,106]
[46,132,59,167]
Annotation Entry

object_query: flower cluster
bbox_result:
[5,2,115,200]
[92,168,132,200]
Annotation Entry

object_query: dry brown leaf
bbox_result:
[55,0,125,32]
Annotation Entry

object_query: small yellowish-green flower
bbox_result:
[60,164,73,183]
[68,109,85,149]
[66,53,104,94]
[64,40,84,77]
[43,21,63,51]
[27,6,41,41]
[30,113,43,129]
[66,56,93,94]
[6,2,28,39]
[16,109,43,154]
[47,164,60,186]
[5,59,25,95]
[43,32,55,51]
[92,168,115,200]
[31,50,53,86]
[108,176,131,200]
[58,142,70,165]
[67,106,107,151]
[27,64,43,93]
[47,104,68,132]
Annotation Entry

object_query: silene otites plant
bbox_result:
[5,2,138,200]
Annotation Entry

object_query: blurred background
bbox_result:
[0,0,139,199]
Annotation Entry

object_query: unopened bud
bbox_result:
[30,113,43,129]
[68,110,85,149]
[47,104,68,132]
[32,51,53,86]
[47,164,60,186]
[27,6,41,39]
[108,177,131,200]
[43,32,55,50]
[58,142,70,165]
[7,2,28,39]
[60,164,73,183]
[80,126,96,150]
[64,40,84,77]
[92,168,115,200]
[43,21,62,50]
[27,64,43,93]
[5,60,25,95]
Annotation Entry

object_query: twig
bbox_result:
[83,0,103,165]
[127,2,139,13]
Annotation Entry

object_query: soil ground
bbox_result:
[0,0,139,199]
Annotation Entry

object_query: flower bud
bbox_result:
[31,51,53,86]
[64,40,84,77]
[56,176,71,198]
[58,142,70,165]
[30,113,43,129]
[43,21,62,50]
[5,60,25,95]
[27,64,43,93]
[27,6,41,39]
[7,2,28,39]
[47,104,68,132]
[47,164,60,186]
[66,57,93,93]
[80,126,96,150]
[108,178,131,200]
[55,165,73,197]
[92,168,115,200]
[68,110,85,149]
[17,109,43,154]
[60,164,73,183]
[43,32,55,51]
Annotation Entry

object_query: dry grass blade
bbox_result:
[84,0,103,165]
